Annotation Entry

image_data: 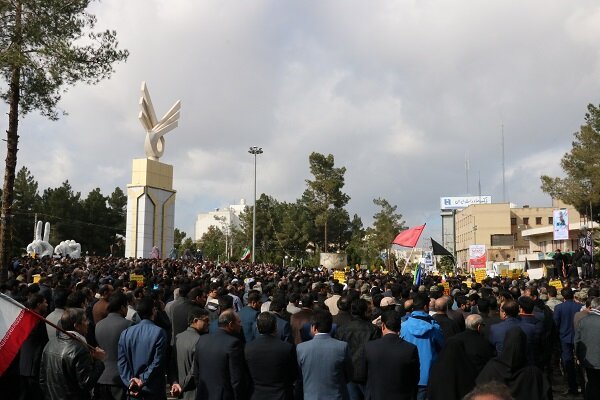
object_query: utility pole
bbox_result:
[248,146,263,263]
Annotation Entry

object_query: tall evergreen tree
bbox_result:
[541,104,600,220]
[40,181,82,245]
[11,166,40,254]
[302,152,349,252]
[200,225,225,262]
[366,198,406,268]
[0,0,128,281]
[174,228,187,252]
[80,188,112,255]
[345,214,365,267]
[107,186,126,239]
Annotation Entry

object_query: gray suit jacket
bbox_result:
[175,327,202,400]
[95,312,132,385]
[46,307,64,343]
[296,334,351,400]
[576,313,600,369]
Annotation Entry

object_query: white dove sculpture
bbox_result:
[139,81,181,160]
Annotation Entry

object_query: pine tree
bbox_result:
[0,0,128,281]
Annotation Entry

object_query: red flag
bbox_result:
[392,224,426,248]
[0,293,39,376]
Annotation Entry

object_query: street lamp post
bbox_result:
[248,146,263,263]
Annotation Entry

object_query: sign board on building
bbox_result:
[469,245,487,269]
[553,209,569,241]
[440,196,492,210]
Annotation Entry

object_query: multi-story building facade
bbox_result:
[454,199,584,269]
[194,199,248,242]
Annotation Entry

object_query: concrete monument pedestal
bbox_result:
[125,159,176,258]
[319,252,347,271]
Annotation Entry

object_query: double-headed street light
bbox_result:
[248,146,263,263]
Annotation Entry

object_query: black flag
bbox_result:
[431,237,453,257]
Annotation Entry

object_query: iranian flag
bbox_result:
[241,247,251,261]
[0,293,39,376]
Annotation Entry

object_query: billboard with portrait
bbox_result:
[553,209,569,241]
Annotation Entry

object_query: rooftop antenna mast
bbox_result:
[478,170,482,200]
[465,152,470,194]
[502,122,506,202]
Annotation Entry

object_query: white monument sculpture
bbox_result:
[139,82,181,160]
[26,221,54,258]
[54,240,82,259]
[125,82,180,258]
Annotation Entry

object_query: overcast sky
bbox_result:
[2,1,600,246]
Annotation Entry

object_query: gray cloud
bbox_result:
[2,0,600,242]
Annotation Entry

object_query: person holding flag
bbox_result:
[392,224,426,275]
[40,308,106,400]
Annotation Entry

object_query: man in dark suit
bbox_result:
[333,296,353,328]
[171,286,205,343]
[554,287,584,395]
[239,290,261,343]
[170,308,210,400]
[334,298,380,399]
[477,297,502,342]
[296,309,351,400]
[364,310,419,400]
[95,292,131,400]
[489,299,538,364]
[194,309,248,400]
[450,314,494,371]
[446,294,466,332]
[432,297,461,340]
[290,294,314,344]
[269,298,293,343]
[245,312,297,400]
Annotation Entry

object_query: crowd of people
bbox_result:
[0,254,599,400]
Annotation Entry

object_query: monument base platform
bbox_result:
[125,158,176,259]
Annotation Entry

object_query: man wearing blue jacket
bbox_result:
[400,293,444,400]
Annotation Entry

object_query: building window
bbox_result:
[511,217,517,225]
[536,217,542,225]
[523,217,529,225]
[548,217,553,224]
[491,234,514,246]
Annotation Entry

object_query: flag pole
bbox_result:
[0,293,95,351]
[401,246,417,275]
[399,224,426,275]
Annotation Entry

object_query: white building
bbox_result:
[194,199,248,241]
